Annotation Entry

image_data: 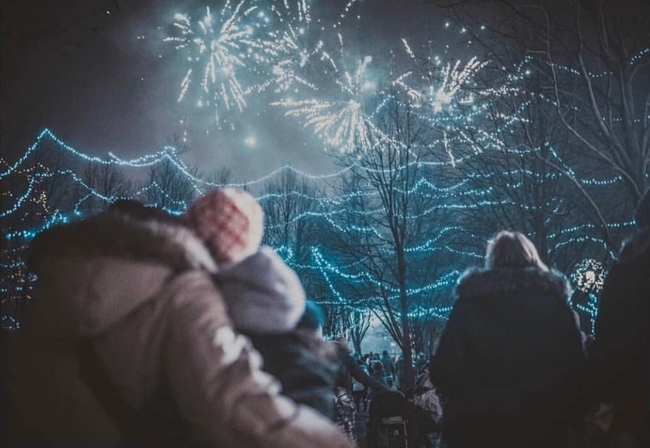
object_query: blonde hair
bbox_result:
[485,230,548,271]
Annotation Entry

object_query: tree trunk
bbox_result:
[397,248,414,390]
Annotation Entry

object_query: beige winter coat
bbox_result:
[3,212,352,447]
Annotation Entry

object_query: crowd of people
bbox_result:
[0,186,647,448]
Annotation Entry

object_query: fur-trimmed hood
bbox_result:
[454,267,573,331]
[457,267,572,300]
[216,246,306,334]
[25,212,217,338]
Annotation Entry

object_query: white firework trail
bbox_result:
[443,131,456,167]
[273,0,311,24]
[250,26,322,94]
[334,0,361,29]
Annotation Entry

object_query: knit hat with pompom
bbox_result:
[185,188,264,264]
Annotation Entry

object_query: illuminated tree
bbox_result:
[328,93,455,389]
[258,169,362,342]
[205,166,232,187]
[0,135,92,327]
[261,169,321,262]
[431,0,649,249]
[142,158,199,213]
[346,308,372,355]
[79,163,134,216]
[440,70,625,270]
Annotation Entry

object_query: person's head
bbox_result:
[382,350,389,357]
[372,361,384,373]
[297,300,325,338]
[485,230,548,271]
[634,189,650,229]
[184,188,264,265]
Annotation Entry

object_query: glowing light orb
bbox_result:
[244,135,257,147]
[571,259,605,293]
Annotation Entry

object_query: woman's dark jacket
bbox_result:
[430,267,587,448]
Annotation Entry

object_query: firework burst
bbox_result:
[273,55,383,153]
[395,39,488,114]
[165,1,266,126]
[250,26,322,94]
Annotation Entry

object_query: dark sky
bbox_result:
[1,0,452,184]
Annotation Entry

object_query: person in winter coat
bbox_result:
[581,189,649,447]
[415,352,429,376]
[333,337,389,398]
[431,230,586,448]
[380,350,396,382]
[395,354,406,389]
[368,361,388,401]
[185,188,339,419]
[252,301,340,419]
[334,369,358,445]
[1,200,353,448]
[351,359,370,412]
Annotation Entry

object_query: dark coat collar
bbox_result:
[456,267,572,301]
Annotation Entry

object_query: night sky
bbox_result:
[1,0,452,184]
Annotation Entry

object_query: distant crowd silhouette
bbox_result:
[1,187,648,448]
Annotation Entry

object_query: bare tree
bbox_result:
[346,309,373,355]
[259,169,346,325]
[0,135,101,324]
[204,166,232,188]
[430,0,649,248]
[79,163,133,216]
[141,158,200,213]
[261,169,321,262]
[328,93,454,389]
[439,76,626,268]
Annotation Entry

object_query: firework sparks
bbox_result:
[272,0,312,24]
[395,39,488,114]
[273,54,383,153]
[247,0,326,95]
[251,27,322,94]
[165,1,265,126]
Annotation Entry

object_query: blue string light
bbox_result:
[1,18,645,330]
